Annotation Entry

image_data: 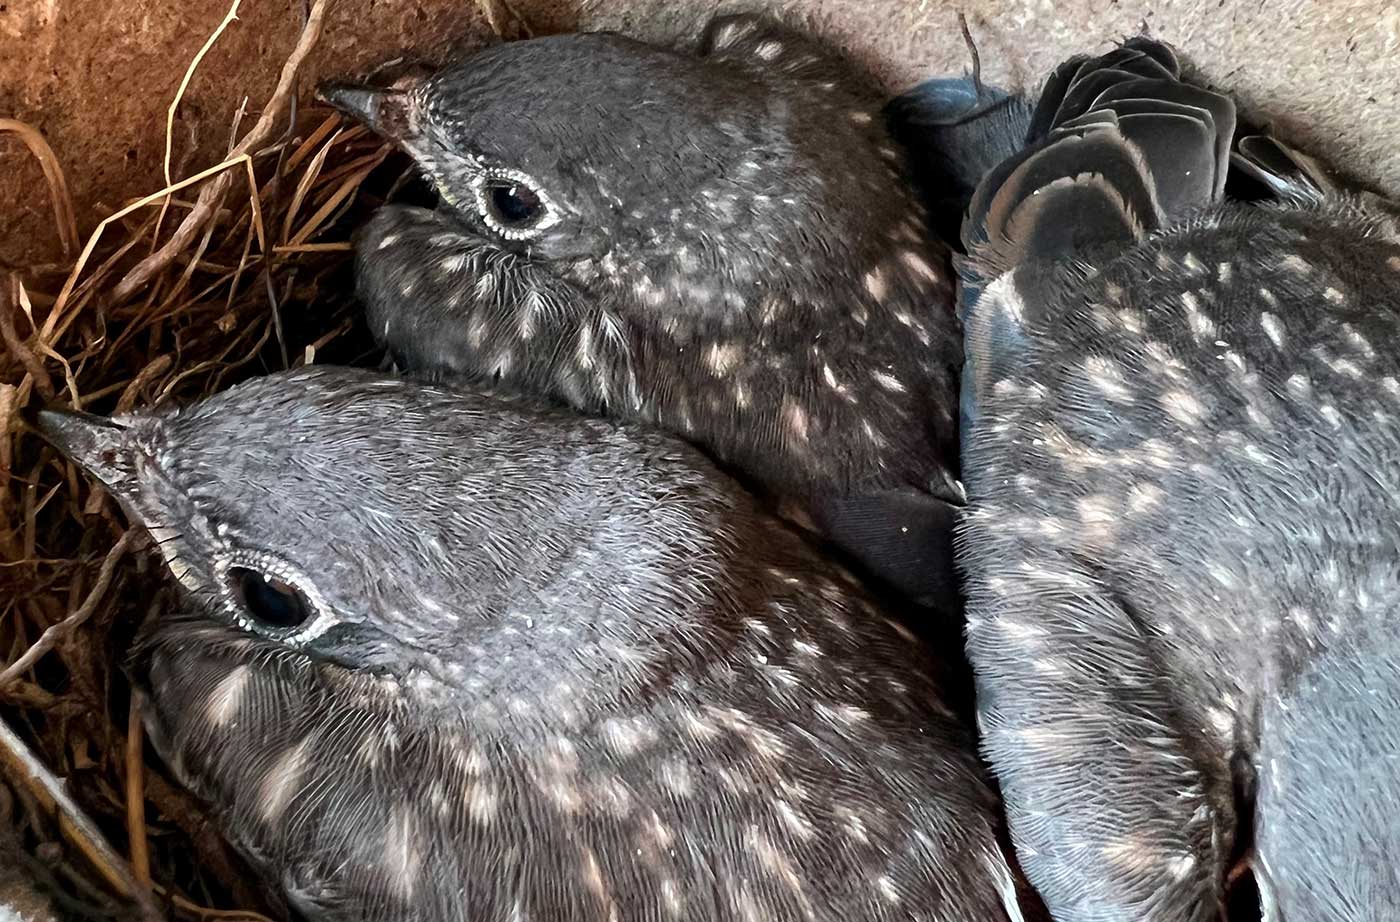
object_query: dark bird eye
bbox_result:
[483,179,545,230]
[228,566,313,629]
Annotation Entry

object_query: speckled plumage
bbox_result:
[37,366,1024,922]
[953,39,1400,922]
[322,14,966,610]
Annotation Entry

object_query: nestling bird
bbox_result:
[35,366,1026,922]
[319,14,967,612]
[950,37,1400,922]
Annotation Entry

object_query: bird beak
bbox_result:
[31,407,139,491]
[316,75,422,143]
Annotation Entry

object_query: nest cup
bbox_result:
[0,0,542,915]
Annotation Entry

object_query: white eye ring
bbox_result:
[217,553,339,647]
[471,167,558,240]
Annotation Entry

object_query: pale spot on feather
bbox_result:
[1102,837,1160,874]
[755,40,783,60]
[376,233,400,250]
[863,266,888,302]
[451,742,487,777]
[441,252,468,274]
[662,880,683,916]
[1182,252,1206,274]
[1017,723,1074,751]
[1323,287,1345,304]
[1117,309,1144,334]
[1162,390,1206,425]
[1259,312,1285,348]
[383,808,422,897]
[782,399,811,442]
[259,737,313,822]
[712,19,748,47]
[776,799,817,840]
[1278,254,1311,274]
[821,363,845,394]
[875,875,900,904]
[601,717,656,755]
[592,776,633,817]
[205,665,250,727]
[815,702,872,726]
[467,782,498,824]
[660,760,694,797]
[1342,324,1375,358]
[871,369,906,393]
[705,342,742,375]
[849,110,873,125]
[996,618,1047,644]
[1167,854,1197,881]
[1182,291,1216,338]
[1286,373,1312,396]
[1083,355,1132,402]
[465,315,489,350]
[1332,358,1363,378]
[681,710,721,741]
[899,250,940,285]
[1127,483,1165,514]
[644,811,674,849]
[747,827,810,901]
[580,847,612,909]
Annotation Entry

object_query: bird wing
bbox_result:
[956,37,1235,435]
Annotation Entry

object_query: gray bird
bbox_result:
[35,366,1026,922]
[949,38,1400,922]
[318,13,967,613]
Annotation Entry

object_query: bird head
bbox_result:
[33,366,764,913]
[321,16,960,501]
[322,24,921,307]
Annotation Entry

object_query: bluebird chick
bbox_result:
[36,366,1026,922]
[318,14,966,611]
[950,38,1400,922]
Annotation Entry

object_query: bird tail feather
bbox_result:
[960,38,1236,287]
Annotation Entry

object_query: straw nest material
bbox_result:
[0,1,528,917]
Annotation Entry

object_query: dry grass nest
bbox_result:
[0,0,529,918]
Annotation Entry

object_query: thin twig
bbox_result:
[0,713,161,920]
[0,530,138,691]
[141,770,272,913]
[115,356,175,415]
[957,12,984,98]
[113,0,332,301]
[1,273,55,402]
[126,698,152,890]
[0,119,80,260]
[167,0,245,186]
[48,154,267,343]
